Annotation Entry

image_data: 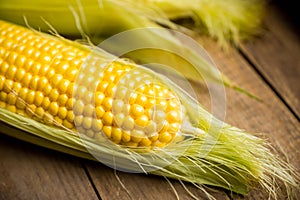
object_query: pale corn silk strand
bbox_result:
[0,19,299,200]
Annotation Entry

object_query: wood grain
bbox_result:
[0,134,98,200]
[240,3,300,119]
[199,32,300,199]
[85,160,230,200]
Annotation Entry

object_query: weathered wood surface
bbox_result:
[240,4,300,119]
[0,1,299,200]
[0,134,98,200]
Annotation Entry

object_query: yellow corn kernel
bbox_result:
[34,91,44,106]
[139,138,152,147]
[63,119,74,129]
[114,113,125,127]
[58,107,68,119]
[6,64,17,79]
[103,126,112,139]
[73,100,84,115]
[135,115,149,127]
[25,90,35,104]
[121,116,135,130]
[35,107,45,118]
[111,127,122,142]
[0,20,183,149]
[95,92,105,106]
[121,131,131,143]
[57,94,68,106]
[6,104,16,113]
[158,131,173,143]
[74,115,83,126]
[48,102,59,116]
[7,92,17,105]
[66,110,75,122]
[130,104,144,117]
[103,112,113,125]
[82,117,92,129]
[37,77,48,91]
[166,110,182,123]
[102,97,112,111]
[92,119,103,132]
[3,79,13,93]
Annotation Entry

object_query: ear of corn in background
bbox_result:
[0,0,266,100]
[0,20,299,199]
[0,0,266,46]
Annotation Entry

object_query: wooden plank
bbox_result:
[85,160,229,200]
[240,2,300,119]
[0,133,98,200]
[198,34,300,199]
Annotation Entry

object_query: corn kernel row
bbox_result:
[0,20,183,148]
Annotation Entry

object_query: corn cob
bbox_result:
[0,19,185,148]
[0,20,298,198]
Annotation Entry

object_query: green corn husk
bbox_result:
[0,0,266,46]
[0,0,263,100]
[131,0,266,46]
[0,25,298,199]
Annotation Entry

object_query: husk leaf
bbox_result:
[0,0,262,100]
[132,0,266,47]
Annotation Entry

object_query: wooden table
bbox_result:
[0,2,299,200]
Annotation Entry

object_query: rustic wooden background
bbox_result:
[0,1,299,200]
